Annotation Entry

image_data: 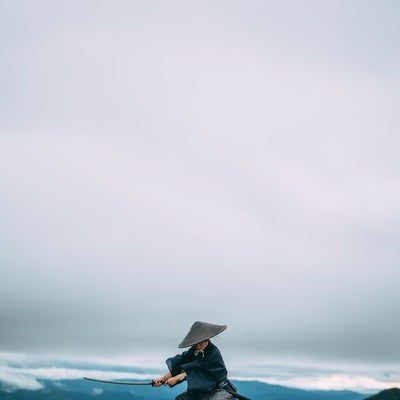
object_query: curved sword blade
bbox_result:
[83,377,155,386]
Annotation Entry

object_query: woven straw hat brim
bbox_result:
[178,321,227,348]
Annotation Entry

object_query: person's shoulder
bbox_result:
[182,347,195,357]
[207,342,222,355]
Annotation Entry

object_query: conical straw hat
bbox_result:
[178,321,227,348]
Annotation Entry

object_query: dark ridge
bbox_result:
[365,388,400,400]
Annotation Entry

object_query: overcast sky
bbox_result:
[1,0,400,391]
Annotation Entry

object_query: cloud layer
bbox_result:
[1,353,400,393]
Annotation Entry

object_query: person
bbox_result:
[154,321,237,400]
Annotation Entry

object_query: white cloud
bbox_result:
[262,374,400,392]
[0,352,162,392]
[0,364,155,392]
[0,366,44,392]
[1,353,400,393]
[93,388,104,396]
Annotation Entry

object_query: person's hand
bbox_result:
[153,377,166,387]
[153,372,173,387]
[164,376,180,387]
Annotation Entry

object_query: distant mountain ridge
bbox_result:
[365,388,400,400]
[0,378,371,400]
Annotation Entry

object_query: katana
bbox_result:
[83,377,251,400]
[83,377,156,386]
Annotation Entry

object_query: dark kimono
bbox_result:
[166,342,230,395]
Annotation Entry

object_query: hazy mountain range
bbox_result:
[0,378,376,400]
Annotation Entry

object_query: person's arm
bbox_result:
[153,371,172,387]
[157,349,191,387]
[165,371,187,387]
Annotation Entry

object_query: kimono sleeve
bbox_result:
[166,349,192,377]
